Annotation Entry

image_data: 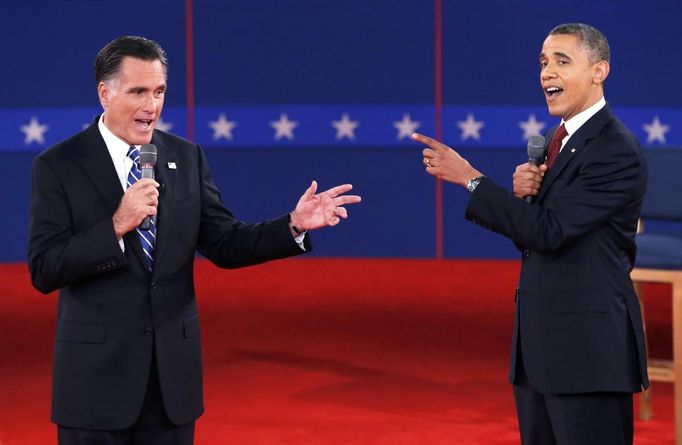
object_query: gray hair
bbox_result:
[549,23,610,64]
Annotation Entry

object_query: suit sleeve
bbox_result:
[28,155,126,294]
[194,145,310,268]
[465,138,643,253]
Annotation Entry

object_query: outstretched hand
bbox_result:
[290,180,362,232]
[412,132,482,187]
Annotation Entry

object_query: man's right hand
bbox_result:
[112,178,159,238]
[513,163,547,199]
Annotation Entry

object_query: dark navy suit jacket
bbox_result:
[28,117,310,429]
[465,104,649,394]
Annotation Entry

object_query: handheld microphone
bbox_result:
[139,144,157,229]
[525,135,546,203]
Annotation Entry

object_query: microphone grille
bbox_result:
[139,144,157,165]
[527,135,545,158]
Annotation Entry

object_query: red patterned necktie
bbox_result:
[545,123,567,169]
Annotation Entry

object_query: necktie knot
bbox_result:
[127,146,139,166]
[545,124,568,169]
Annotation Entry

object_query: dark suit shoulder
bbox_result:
[35,122,102,164]
[599,115,641,152]
[583,116,644,174]
[152,129,198,151]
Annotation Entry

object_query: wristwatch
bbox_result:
[467,175,485,194]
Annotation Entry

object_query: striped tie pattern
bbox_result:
[545,123,568,170]
[127,146,156,271]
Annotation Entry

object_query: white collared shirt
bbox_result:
[98,114,137,191]
[558,96,606,152]
[98,114,137,251]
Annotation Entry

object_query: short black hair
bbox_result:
[548,23,610,64]
[94,36,168,84]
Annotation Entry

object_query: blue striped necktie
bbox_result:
[127,146,156,271]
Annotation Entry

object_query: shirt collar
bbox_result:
[562,96,606,137]
[98,113,137,157]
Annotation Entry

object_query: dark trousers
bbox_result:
[513,359,633,445]
[57,355,194,445]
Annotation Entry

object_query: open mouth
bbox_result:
[544,86,563,99]
[135,119,154,130]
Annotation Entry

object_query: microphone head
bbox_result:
[139,144,157,166]
[527,135,545,160]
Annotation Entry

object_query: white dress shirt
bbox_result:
[558,96,606,151]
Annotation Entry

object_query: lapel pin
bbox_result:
[168,162,177,169]
[570,148,576,153]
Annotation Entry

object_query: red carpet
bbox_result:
[0,259,674,444]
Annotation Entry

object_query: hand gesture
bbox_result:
[412,133,482,186]
[290,180,361,231]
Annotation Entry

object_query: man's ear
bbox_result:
[98,82,109,109]
[593,60,610,85]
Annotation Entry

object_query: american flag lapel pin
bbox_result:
[168,162,177,169]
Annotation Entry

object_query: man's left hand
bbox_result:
[289,180,362,232]
[412,132,482,187]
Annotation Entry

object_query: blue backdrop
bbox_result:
[1,0,680,262]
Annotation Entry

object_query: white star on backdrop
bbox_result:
[393,113,421,140]
[332,113,359,140]
[642,116,670,145]
[209,113,237,141]
[270,113,298,140]
[457,113,484,141]
[156,117,173,133]
[21,116,49,145]
[519,114,547,140]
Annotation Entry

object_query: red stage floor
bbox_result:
[0,259,674,444]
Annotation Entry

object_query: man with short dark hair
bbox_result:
[414,23,647,444]
[28,35,361,445]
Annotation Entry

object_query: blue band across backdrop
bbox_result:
[3,105,678,152]
[4,0,682,263]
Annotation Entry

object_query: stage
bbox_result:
[0,259,673,444]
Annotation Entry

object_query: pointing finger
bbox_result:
[411,132,448,152]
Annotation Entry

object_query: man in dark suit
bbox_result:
[413,23,647,444]
[28,36,361,445]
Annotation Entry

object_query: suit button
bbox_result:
[523,249,530,258]
[144,328,153,336]
[150,281,157,290]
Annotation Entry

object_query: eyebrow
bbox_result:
[539,51,573,60]
[126,85,166,94]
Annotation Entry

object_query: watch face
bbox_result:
[467,177,482,193]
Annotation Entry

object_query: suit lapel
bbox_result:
[537,104,613,203]
[78,117,151,273]
[78,119,124,216]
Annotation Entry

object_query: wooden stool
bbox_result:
[632,268,682,444]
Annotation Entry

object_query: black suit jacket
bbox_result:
[465,104,649,394]
[28,118,310,429]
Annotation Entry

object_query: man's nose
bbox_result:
[141,94,158,113]
[541,65,557,80]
